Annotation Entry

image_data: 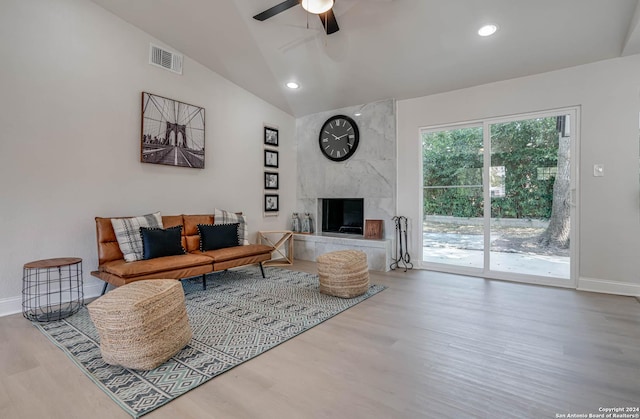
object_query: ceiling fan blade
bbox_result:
[253,0,300,21]
[318,8,339,34]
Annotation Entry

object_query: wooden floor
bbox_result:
[1,261,639,418]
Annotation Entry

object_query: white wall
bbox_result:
[0,0,296,314]
[398,55,640,296]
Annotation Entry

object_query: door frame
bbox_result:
[417,107,580,289]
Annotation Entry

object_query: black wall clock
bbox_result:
[318,115,359,162]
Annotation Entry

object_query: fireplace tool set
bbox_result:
[390,216,413,272]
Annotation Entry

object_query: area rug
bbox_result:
[34,266,385,418]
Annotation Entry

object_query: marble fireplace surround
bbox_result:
[294,232,391,272]
[294,99,396,271]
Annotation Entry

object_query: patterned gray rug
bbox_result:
[35,266,385,418]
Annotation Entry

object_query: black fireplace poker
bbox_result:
[390,216,413,272]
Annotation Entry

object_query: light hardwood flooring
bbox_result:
[1,261,639,418]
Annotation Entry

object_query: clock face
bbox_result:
[318,115,359,162]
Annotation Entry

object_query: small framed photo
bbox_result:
[264,149,279,168]
[264,172,279,190]
[264,194,279,212]
[264,127,279,147]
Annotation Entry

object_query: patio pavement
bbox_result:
[422,232,570,279]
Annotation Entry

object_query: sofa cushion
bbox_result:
[101,253,212,278]
[198,223,240,251]
[184,215,214,236]
[111,212,163,262]
[197,244,273,263]
[140,226,185,260]
[161,215,184,229]
[214,208,249,245]
[182,215,214,252]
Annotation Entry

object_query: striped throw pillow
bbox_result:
[213,208,249,245]
[111,212,163,262]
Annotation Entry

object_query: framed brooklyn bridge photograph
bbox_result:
[141,92,205,168]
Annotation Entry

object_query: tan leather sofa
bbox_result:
[91,214,273,293]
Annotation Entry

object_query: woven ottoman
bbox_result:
[87,279,192,370]
[317,250,370,298]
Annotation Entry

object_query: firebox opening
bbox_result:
[321,198,364,235]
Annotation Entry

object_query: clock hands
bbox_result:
[319,115,359,162]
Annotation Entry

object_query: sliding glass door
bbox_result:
[422,125,484,269]
[421,109,576,286]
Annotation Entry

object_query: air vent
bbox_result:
[149,44,183,75]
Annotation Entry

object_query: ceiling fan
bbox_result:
[253,0,340,35]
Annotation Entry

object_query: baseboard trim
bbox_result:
[0,283,105,318]
[578,277,640,297]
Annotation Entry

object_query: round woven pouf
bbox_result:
[317,250,370,298]
[87,279,192,370]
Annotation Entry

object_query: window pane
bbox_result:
[422,126,484,268]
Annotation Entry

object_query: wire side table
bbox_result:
[22,257,84,322]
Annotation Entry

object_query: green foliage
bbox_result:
[423,118,558,219]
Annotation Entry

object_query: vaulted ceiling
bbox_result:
[91,0,640,117]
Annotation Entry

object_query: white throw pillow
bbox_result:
[111,212,163,262]
[214,208,249,245]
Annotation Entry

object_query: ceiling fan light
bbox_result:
[301,0,334,14]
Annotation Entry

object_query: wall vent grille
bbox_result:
[149,44,183,75]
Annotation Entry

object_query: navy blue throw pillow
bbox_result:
[197,223,240,251]
[139,226,185,260]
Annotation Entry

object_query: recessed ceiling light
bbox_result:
[478,24,498,37]
[354,112,362,116]
[286,81,300,89]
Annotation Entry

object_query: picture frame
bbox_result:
[264,126,279,147]
[264,172,279,190]
[264,194,279,212]
[264,149,279,168]
[141,92,205,169]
